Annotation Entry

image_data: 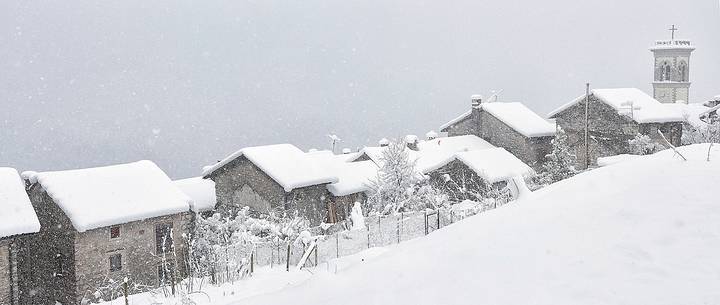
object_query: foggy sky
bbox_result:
[1,0,719,179]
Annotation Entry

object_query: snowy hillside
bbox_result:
[236,144,720,305]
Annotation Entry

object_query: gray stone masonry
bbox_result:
[207,156,334,226]
[552,95,682,169]
[443,107,553,170]
[25,184,191,305]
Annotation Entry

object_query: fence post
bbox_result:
[377,216,381,245]
[424,210,428,235]
[250,251,254,274]
[335,233,339,258]
[314,245,318,266]
[397,213,401,243]
[437,210,441,229]
[286,243,291,272]
[123,280,129,305]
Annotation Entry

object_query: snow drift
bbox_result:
[237,144,720,305]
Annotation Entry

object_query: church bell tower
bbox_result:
[650,25,694,104]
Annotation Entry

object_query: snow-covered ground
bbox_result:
[101,144,720,305]
[232,144,720,305]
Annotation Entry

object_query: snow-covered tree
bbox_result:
[366,139,446,214]
[629,134,665,155]
[538,127,579,185]
[682,119,720,161]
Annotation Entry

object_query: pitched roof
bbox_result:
[173,177,216,212]
[304,151,378,196]
[415,135,495,173]
[663,103,712,128]
[480,102,556,137]
[548,88,685,124]
[0,168,40,238]
[455,148,535,183]
[439,103,556,138]
[202,144,338,192]
[23,161,192,232]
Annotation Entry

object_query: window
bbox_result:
[679,62,687,82]
[109,254,122,272]
[54,253,65,277]
[155,223,173,254]
[663,63,671,81]
[110,226,121,239]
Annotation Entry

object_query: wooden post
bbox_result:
[437,210,441,229]
[397,213,401,243]
[584,82,590,169]
[424,210,428,235]
[314,245,318,266]
[123,280,129,305]
[250,251,254,274]
[286,243,291,272]
[335,233,339,258]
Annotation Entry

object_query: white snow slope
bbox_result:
[236,144,720,305]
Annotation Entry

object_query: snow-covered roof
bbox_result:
[23,161,192,232]
[439,110,472,131]
[596,154,642,167]
[202,144,339,192]
[325,161,378,197]
[662,103,711,128]
[480,102,556,137]
[173,177,216,212]
[0,168,40,238]
[440,103,555,137]
[548,88,685,124]
[304,151,378,196]
[455,148,535,183]
[700,104,720,118]
[415,135,496,173]
[348,146,423,167]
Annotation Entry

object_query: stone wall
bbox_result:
[553,95,682,169]
[209,156,334,226]
[74,213,190,305]
[24,186,78,305]
[25,184,191,305]
[0,239,10,305]
[446,108,553,169]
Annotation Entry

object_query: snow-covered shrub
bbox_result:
[629,134,665,155]
[681,119,720,160]
[366,139,446,215]
[538,127,579,185]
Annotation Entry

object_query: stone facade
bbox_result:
[552,96,682,169]
[1,236,34,305]
[0,239,11,305]
[329,192,366,222]
[426,160,508,203]
[442,108,553,169]
[24,185,191,305]
[651,40,694,103]
[207,156,334,226]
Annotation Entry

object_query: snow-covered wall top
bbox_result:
[173,177,216,212]
[304,150,378,196]
[455,147,535,183]
[480,102,556,138]
[0,167,40,238]
[663,103,711,129]
[548,88,685,124]
[203,144,339,192]
[439,109,472,131]
[24,160,192,232]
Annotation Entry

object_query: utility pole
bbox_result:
[584,83,590,169]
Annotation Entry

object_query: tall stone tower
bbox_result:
[650,25,694,104]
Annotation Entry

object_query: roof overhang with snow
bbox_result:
[0,168,40,238]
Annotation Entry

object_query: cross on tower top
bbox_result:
[669,24,678,40]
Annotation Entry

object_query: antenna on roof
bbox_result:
[487,89,504,103]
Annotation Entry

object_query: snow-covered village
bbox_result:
[1,1,720,305]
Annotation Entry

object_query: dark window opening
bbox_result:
[109,254,122,272]
[155,223,173,254]
[110,226,121,239]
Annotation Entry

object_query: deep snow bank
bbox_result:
[238,144,720,305]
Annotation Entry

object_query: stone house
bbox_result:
[0,168,41,305]
[174,177,218,217]
[306,150,378,221]
[424,147,535,204]
[440,96,556,169]
[549,88,684,169]
[202,144,339,226]
[21,161,193,305]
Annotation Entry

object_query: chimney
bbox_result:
[471,94,483,107]
[341,148,352,154]
[425,130,438,140]
[378,138,390,147]
[405,135,419,150]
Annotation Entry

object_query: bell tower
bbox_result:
[650,25,694,104]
